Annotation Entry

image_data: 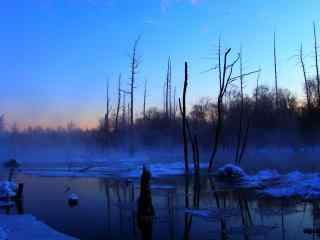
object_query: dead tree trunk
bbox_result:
[274,31,279,108]
[104,79,111,146]
[255,70,260,109]
[179,98,199,174]
[235,48,244,165]
[300,44,311,111]
[168,58,172,120]
[143,79,147,120]
[173,87,177,120]
[121,93,126,127]
[181,62,189,174]
[313,22,320,107]
[164,57,172,119]
[129,37,141,154]
[115,74,121,132]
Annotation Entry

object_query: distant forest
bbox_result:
[2,26,320,154]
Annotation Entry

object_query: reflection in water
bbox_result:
[8,173,320,239]
[137,166,155,240]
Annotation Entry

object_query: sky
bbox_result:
[1,0,320,129]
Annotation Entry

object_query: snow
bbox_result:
[216,164,247,178]
[0,181,17,198]
[259,172,320,199]
[215,164,320,200]
[0,214,78,240]
[68,193,78,201]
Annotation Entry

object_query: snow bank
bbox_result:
[216,164,320,200]
[0,214,78,239]
[259,172,320,199]
[217,164,247,179]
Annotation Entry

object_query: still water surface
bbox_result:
[4,173,320,240]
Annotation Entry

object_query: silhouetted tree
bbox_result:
[208,43,240,171]
[0,114,5,133]
[128,36,141,154]
[274,31,279,108]
[115,74,121,132]
[313,22,320,107]
[143,79,147,120]
[181,62,189,173]
[299,44,311,111]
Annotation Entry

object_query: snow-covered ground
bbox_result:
[0,214,78,240]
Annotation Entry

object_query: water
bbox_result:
[3,173,319,240]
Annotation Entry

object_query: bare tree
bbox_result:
[255,69,261,107]
[299,44,311,111]
[173,87,177,120]
[168,59,172,120]
[181,62,189,173]
[105,79,111,133]
[128,36,141,153]
[208,42,240,171]
[121,93,126,127]
[165,57,172,119]
[235,47,244,165]
[115,74,121,131]
[313,22,320,107]
[274,31,279,108]
[143,79,147,120]
[165,58,169,118]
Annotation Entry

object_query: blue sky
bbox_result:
[1,0,320,128]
